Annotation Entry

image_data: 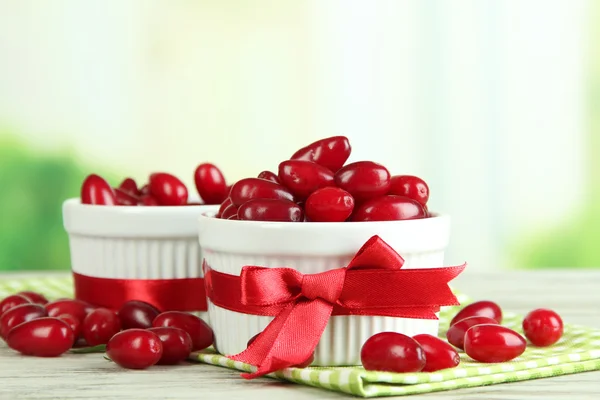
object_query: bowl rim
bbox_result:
[63,197,216,214]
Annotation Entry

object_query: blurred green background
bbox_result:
[0,0,598,271]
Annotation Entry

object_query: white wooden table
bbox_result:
[1,270,599,399]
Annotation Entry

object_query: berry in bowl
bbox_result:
[199,136,464,369]
[63,164,228,319]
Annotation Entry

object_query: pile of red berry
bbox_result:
[80,163,229,206]
[216,136,431,222]
[0,292,214,369]
[360,300,564,373]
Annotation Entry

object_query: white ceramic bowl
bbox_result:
[198,214,452,366]
[63,198,218,317]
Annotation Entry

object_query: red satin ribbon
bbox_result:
[204,235,466,379]
[73,272,207,312]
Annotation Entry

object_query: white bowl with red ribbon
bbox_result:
[198,213,466,371]
[63,198,218,318]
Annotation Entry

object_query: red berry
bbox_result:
[45,299,92,323]
[106,329,163,369]
[450,300,503,326]
[57,314,82,338]
[115,188,139,206]
[291,136,351,173]
[352,195,426,221]
[118,300,160,330]
[238,199,304,222]
[388,175,430,206]
[138,194,159,206]
[118,177,139,196]
[360,332,426,373]
[0,294,31,316]
[7,317,75,357]
[334,161,391,203]
[230,178,294,207]
[81,174,116,205]
[305,187,354,222]
[522,308,564,347]
[152,311,213,351]
[277,160,335,200]
[413,334,460,372]
[149,172,188,206]
[220,203,239,220]
[0,304,48,339]
[139,184,150,195]
[82,308,122,346]
[148,327,193,365]
[464,324,526,363]
[17,291,49,305]
[216,197,233,218]
[227,214,239,220]
[194,163,228,205]
[257,171,280,184]
[446,316,499,350]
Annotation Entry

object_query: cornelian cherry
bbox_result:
[57,314,82,338]
[220,203,239,220]
[82,308,121,346]
[45,299,92,323]
[305,187,354,222]
[118,178,139,196]
[352,195,426,221]
[522,308,564,347]
[147,327,193,365]
[450,300,503,326]
[0,294,31,316]
[17,291,48,305]
[257,171,280,184]
[335,161,391,202]
[277,160,334,200]
[388,175,430,206]
[81,174,116,205]
[149,173,188,206]
[216,197,233,218]
[118,300,160,330]
[464,324,526,363]
[413,334,460,372]
[152,311,213,351]
[139,194,159,206]
[194,163,228,205]
[291,136,351,173]
[7,317,75,357]
[360,332,425,373]
[230,178,294,207]
[238,199,304,222]
[0,303,48,339]
[115,188,139,206]
[446,316,499,350]
[106,329,163,369]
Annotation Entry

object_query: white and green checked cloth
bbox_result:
[2,275,600,398]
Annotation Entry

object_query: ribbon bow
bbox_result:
[225,236,465,379]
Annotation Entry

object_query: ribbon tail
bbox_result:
[230,299,332,379]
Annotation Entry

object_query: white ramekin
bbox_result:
[63,198,218,318]
[198,213,452,366]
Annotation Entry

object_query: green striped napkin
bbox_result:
[2,275,599,397]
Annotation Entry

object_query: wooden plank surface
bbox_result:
[1,270,599,399]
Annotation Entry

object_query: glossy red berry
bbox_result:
[148,327,193,365]
[464,324,526,363]
[413,334,460,372]
[106,329,163,369]
[152,311,213,351]
[230,178,294,207]
[216,197,233,218]
[360,332,426,373]
[115,188,139,206]
[138,194,159,206]
[522,308,564,347]
[194,163,228,205]
[17,291,48,305]
[0,303,48,339]
[450,300,503,326]
[7,317,75,357]
[335,161,391,202]
[277,160,335,200]
[290,136,351,172]
[118,300,160,330]
[238,199,304,222]
[149,173,188,206]
[81,174,116,205]
[118,177,139,196]
[388,175,430,206]
[0,294,31,316]
[257,171,280,184]
[45,299,92,323]
[305,187,355,222]
[57,314,82,338]
[220,203,239,220]
[82,308,122,346]
[446,316,499,350]
[139,184,150,195]
[352,195,426,221]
